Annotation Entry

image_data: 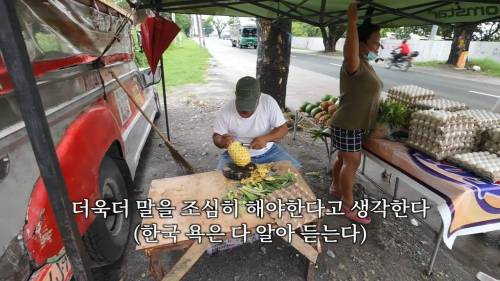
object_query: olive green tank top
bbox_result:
[330,57,383,130]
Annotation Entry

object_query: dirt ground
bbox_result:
[92,64,499,281]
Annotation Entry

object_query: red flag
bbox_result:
[140,16,180,74]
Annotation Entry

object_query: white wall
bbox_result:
[292,37,500,63]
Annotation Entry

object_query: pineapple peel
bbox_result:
[240,164,272,185]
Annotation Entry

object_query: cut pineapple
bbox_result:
[228,141,251,167]
[240,164,272,185]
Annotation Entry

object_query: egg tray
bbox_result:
[407,141,470,161]
[480,127,500,155]
[407,110,477,160]
[387,85,435,106]
[460,110,500,131]
[414,98,468,112]
[448,152,500,182]
[264,183,321,230]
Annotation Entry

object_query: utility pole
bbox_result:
[197,15,205,47]
[429,25,439,40]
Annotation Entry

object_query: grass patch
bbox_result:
[468,59,500,78]
[131,30,211,90]
[414,60,444,67]
[162,38,211,88]
[414,59,500,78]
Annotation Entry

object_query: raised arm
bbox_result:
[344,2,359,75]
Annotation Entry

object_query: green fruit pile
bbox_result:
[299,95,338,126]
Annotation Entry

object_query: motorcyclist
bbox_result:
[393,39,410,62]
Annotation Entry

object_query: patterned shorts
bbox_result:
[331,127,368,152]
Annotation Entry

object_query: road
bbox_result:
[206,38,500,110]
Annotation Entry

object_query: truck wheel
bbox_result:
[253,45,257,49]
[231,41,236,47]
[83,156,130,264]
[239,42,243,49]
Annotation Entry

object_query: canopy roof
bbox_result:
[133,0,500,27]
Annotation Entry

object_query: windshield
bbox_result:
[242,28,257,37]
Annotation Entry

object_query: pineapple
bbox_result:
[228,141,251,167]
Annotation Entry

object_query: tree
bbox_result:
[380,26,432,39]
[256,18,292,109]
[446,24,476,65]
[213,16,228,38]
[473,22,500,41]
[174,14,192,36]
[320,23,346,53]
[228,17,240,26]
[202,16,214,36]
[291,22,321,37]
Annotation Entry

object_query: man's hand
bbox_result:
[250,136,268,149]
[213,133,234,149]
[221,134,234,149]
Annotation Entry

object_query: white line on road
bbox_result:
[329,63,342,67]
[291,55,297,58]
[468,90,498,98]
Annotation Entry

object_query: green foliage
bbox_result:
[292,21,321,37]
[473,22,500,41]
[308,127,329,141]
[131,27,148,68]
[161,39,211,88]
[414,60,444,67]
[381,26,432,39]
[203,16,215,36]
[34,33,62,52]
[377,100,412,129]
[174,14,192,36]
[381,25,455,40]
[468,59,500,78]
[414,59,500,78]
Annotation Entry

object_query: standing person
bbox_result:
[212,76,301,170]
[328,2,383,224]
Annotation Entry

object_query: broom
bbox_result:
[110,71,195,175]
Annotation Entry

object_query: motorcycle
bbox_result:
[385,50,419,72]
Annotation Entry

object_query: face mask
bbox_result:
[367,51,378,61]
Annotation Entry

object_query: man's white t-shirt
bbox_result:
[213,94,286,156]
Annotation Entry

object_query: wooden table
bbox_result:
[136,161,323,281]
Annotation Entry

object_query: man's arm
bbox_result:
[213,133,234,149]
[250,124,288,149]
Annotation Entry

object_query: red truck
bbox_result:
[0,1,159,280]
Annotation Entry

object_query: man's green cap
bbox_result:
[235,76,261,112]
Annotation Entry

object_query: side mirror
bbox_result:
[140,65,162,88]
[136,30,144,53]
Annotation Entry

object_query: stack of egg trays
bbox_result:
[460,109,500,131]
[414,98,468,112]
[448,151,500,182]
[482,127,500,155]
[460,109,500,149]
[407,110,476,160]
[387,85,435,107]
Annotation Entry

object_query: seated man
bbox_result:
[213,76,301,170]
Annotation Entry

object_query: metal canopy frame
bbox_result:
[0,0,93,281]
[134,0,500,27]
